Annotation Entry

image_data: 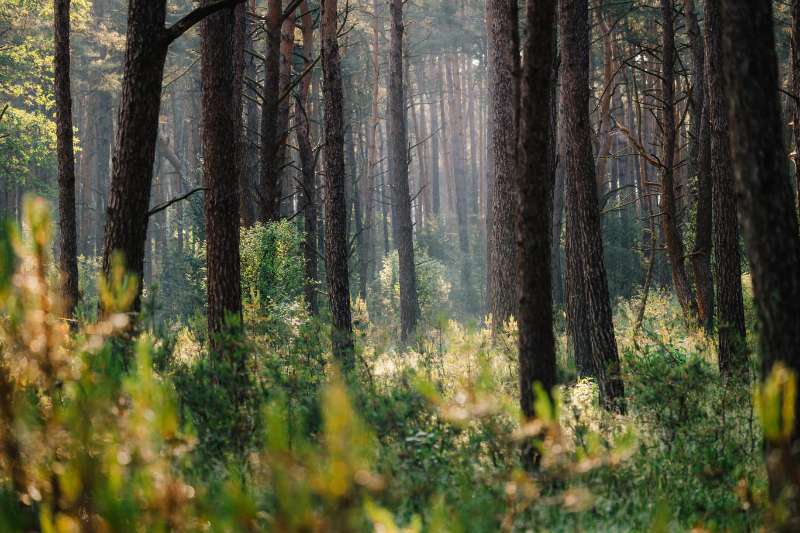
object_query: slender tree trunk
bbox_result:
[298,0,318,315]
[793,0,800,214]
[517,0,557,468]
[445,56,475,311]
[705,0,746,375]
[685,0,714,333]
[321,0,355,369]
[659,0,698,325]
[54,0,80,318]
[388,0,419,340]
[561,0,625,412]
[241,0,260,226]
[362,0,381,287]
[428,61,441,217]
[594,6,615,196]
[487,0,519,331]
[259,0,283,222]
[722,1,800,520]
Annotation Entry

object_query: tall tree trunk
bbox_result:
[388,0,419,340]
[705,0,746,375]
[428,60,441,217]
[362,0,381,288]
[54,0,79,318]
[685,0,714,333]
[659,0,698,325]
[298,0,318,315]
[594,5,615,196]
[722,0,800,520]
[102,0,243,309]
[561,0,625,412]
[321,0,355,369]
[793,0,800,214]
[517,0,557,468]
[241,0,260,226]
[201,0,243,344]
[486,0,519,332]
[259,0,283,222]
[412,62,433,222]
[445,56,475,311]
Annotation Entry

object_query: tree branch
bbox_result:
[161,0,246,48]
[148,187,208,217]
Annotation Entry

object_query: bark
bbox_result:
[54,0,80,318]
[561,0,625,412]
[241,0,260,226]
[298,0,318,315]
[685,0,714,333]
[594,5,615,195]
[722,0,800,519]
[412,62,433,221]
[517,0,557,467]
[428,61,441,217]
[387,0,419,340]
[201,0,243,342]
[362,0,381,287]
[102,0,243,309]
[407,62,426,226]
[659,0,698,325]
[705,0,746,374]
[259,0,283,222]
[321,0,355,369]
[486,0,519,331]
[793,0,800,214]
[445,56,475,311]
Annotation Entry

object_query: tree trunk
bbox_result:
[362,0,381,288]
[102,0,243,309]
[793,0,800,214]
[705,0,746,375]
[321,0,355,369]
[445,56,475,311]
[486,0,519,332]
[659,0,698,326]
[259,0,283,222]
[722,1,800,520]
[54,0,80,318]
[388,0,419,340]
[201,0,243,344]
[298,0,318,315]
[561,0,625,412]
[241,0,260,227]
[428,60,441,217]
[685,0,714,334]
[517,0,557,467]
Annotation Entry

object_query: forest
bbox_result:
[1,0,800,530]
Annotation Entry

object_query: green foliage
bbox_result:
[0,199,780,532]
[241,221,306,312]
[370,248,450,331]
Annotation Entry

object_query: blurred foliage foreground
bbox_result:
[0,197,791,532]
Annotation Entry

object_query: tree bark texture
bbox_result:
[685,0,714,333]
[486,0,519,332]
[321,0,355,370]
[54,0,80,318]
[705,0,746,375]
[517,0,558,467]
[201,0,243,342]
[561,0,625,412]
[659,0,698,326]
[721,2,800,516]
[387,0,419,340]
